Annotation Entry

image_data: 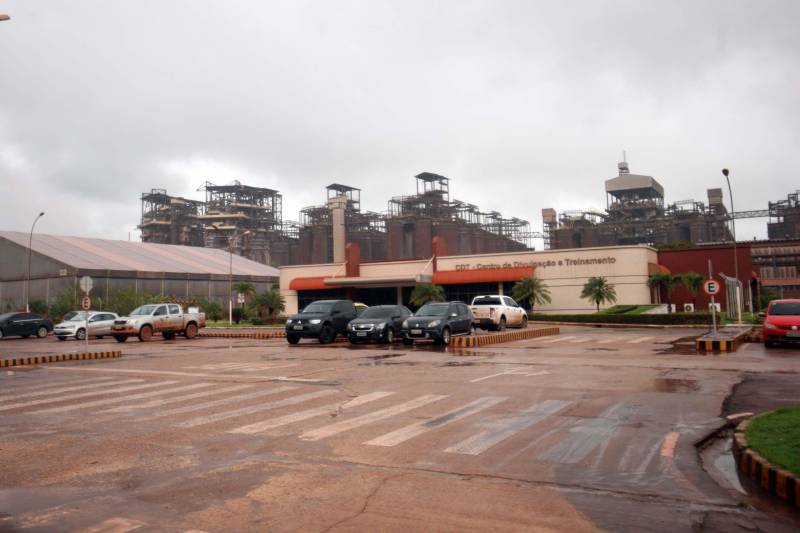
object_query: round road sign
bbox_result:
[81,296,91,311]
[703,279,720,296]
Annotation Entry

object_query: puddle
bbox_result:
[364,353,406,361]
[655,336,701,356]
[439,361,480,367]
[586,347,618,352]
[645,378,700,393]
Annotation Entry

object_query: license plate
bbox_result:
[293,325,303,330]
[357,332,367,337]
[411,329,422,335]
[787,331,800,338]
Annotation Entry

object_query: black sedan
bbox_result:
[347,305,412,344]
[0,312,53,340]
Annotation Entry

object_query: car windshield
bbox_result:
[131,305,158,316]
[302,302,334,313]
[769,302,800,316]
[415,303,450,317]
[472,296,502,305]
[360,307,393,319]
[65,312,88,321]
[0,313,14,321]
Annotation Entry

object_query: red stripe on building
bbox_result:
[289,277,329,291]
[432,266,534,285]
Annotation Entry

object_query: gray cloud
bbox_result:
[1,0,797,245]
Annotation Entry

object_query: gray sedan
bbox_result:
[54,311,119,341]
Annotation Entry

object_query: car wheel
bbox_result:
[138,325,153,342]
[184,323,198,339]
[402,337,414,346]
[57,336,67,341]
[520,316,528,329]
[764,340,775,348]
[114,335,127,343]
[319,324,335,344]
[469,326,476,336]
[385,328,395,344]
[498,317,506,331]
[287,334,300,345]
[76,328,87,341]
[436,327,451,346]
[0,328,3,339]
[96,335,104,339]
[162,331,176,340]
[349,338,359,345]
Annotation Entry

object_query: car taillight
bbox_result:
[489,307,495,316]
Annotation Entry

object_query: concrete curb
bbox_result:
[696,328,751,354]
[528,320,711,330]
[200,331,287,339]
[733,418,800,510]
[449,326,560,349]
[0,350,122,368]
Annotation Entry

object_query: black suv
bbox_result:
[0,312,53,340]
[286,300,358,344]
[347,304,412,344]
[401,301,474,345]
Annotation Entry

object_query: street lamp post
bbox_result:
[211,224,251,325]
[25,212,45,312]
[722,168,741,323]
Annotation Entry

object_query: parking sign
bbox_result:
[703,279,720,296]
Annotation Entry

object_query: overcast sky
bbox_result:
[1,1,798,247]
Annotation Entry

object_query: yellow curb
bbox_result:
[0,350,122,368]
[449,327,560,351]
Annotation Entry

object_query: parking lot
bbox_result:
[2,327,800,532]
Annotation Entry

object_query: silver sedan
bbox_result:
[54,311,119,341]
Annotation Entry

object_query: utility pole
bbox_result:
[722,168,741,323]
[25,212,45,312]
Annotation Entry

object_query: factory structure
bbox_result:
[139,173,532,267]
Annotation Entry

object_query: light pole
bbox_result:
[25,212,45,312]
[722,168,741,323]
[211,224,251,325]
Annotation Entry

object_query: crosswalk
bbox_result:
[0,375,666,472]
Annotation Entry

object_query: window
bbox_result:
[504,297,518,307]
[154,306,168,317]
[169,305,180,315]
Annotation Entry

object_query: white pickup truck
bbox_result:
[470,295,528,331]
[111,303,205,342]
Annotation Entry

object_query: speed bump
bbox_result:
[449,326,559,348]
[0,350,122,368]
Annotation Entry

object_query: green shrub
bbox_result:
[29,299,49,315]
[528,312,712,325]
[232,307,247,324]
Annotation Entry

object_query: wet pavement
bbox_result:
[1,326,799,532]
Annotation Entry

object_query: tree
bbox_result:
[648,272,681,313]
[232,282,256,310]
[580,276,617,312]
[29,299,48,315]
[511,276,552,313]
[409,284,445,307]
[250,288,285,319]
[681,272,704,308]
[200,300,224,322]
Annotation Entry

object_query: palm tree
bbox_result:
[250,288,285,318]
[409,284,445,307]
[232,282,256,311]
[681,272,704,308]
[511,276,552,313]
[647,272,681,313]
[580,276,618,312]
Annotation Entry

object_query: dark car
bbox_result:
[347,304,412,344]
[285,300,358,344]
[0,312,53,340]
[401,301,474,345]
[763,299,800,347]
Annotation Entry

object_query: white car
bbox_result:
[470,295,528,331]
[54,311,119,341]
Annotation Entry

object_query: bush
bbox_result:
[200,300,224,322]
[232,307,247,324]
[528,312,712,325]
[29,299,49,315]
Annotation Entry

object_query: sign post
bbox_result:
[704,261,720,335]
[79,276,93,351]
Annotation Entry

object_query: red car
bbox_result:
[763,299,800,347]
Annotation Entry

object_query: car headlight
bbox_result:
[375,322,386,330]
[309,319,321,325]
[428,320,441,327]
[402,320,409,329]
[764,321,777,329]
[286,319,293,325]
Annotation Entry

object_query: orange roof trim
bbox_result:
[432,266,534,285]
[289,276,329,291]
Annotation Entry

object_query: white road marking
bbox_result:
[185,362,299,372]
[140,386,297,420]
[0,379,150,412]
[0,377,121,401]
[102,384,254,413]
[45,366,327,382]
[568,338,591,343]
[33,382,211,414]
[178,389,339,428]
[228,391,395,435]
[365,396,507,447]
[543,335,576,344]
[445,399,572,455]
[627,336,654,344]
[596,337,621,344]
[539,403,633,464]
[78,517,146,533]
[470,369,549,383]
[300,394,448,441]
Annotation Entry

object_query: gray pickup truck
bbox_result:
[111,303,205,342]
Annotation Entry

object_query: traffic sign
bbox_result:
[703,279,720,296]
[81,296,91,310]
[79,275,93,293]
